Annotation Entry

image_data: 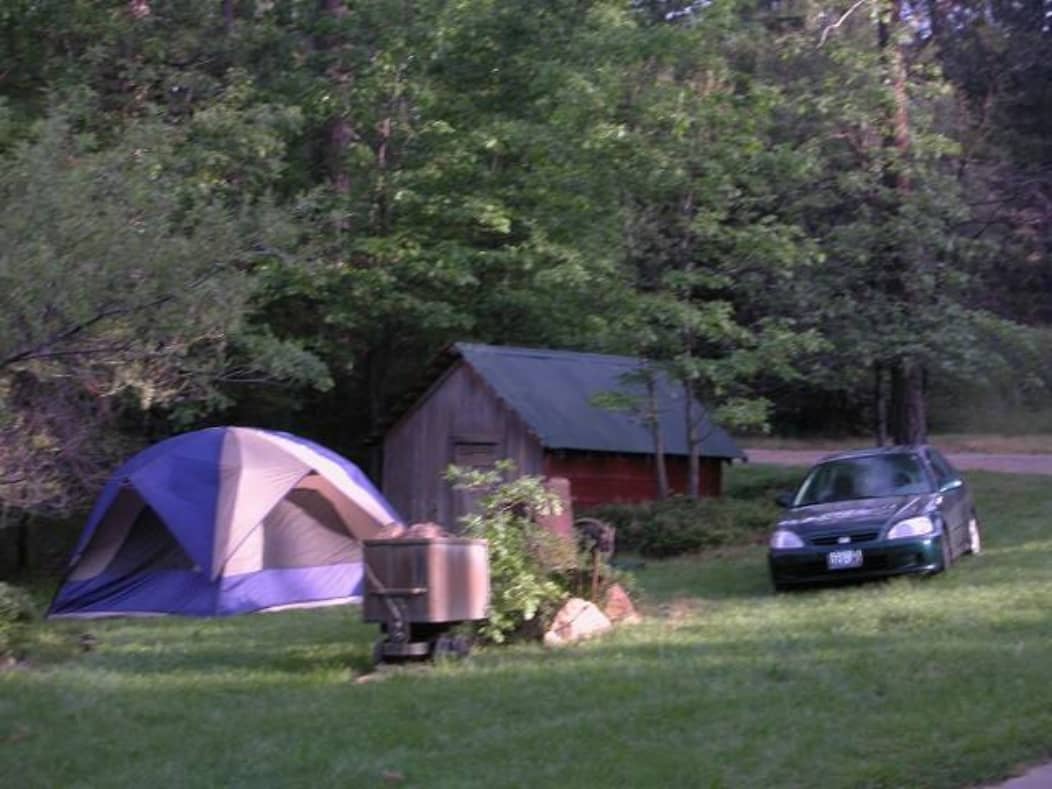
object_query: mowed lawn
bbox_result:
[4,470,1052,788]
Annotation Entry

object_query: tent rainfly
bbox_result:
[48,427,402,618]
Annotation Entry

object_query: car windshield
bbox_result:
[793,454,933,506]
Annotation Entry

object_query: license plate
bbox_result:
[827,549,863,570]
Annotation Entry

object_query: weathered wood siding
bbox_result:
[543,451,723,511]
[382,362,544,529]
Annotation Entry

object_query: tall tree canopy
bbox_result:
[0,0,1048,514]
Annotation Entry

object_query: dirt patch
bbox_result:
[656,597,707,623]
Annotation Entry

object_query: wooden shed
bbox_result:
[381,343,746,529]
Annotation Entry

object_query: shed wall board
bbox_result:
[543,452,722,511]
[382,362,544,528]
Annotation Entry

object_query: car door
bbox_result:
[926,448,968,555]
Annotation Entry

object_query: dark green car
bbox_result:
[768,446,982,591]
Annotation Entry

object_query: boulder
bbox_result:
[374,522,452,541]
[402,522,450,539]
[543,597,612,647]
[603,583,641,625]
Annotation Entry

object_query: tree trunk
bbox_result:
[372,116,392,232]
[684,381,700,499]
[889,41,912,191]
[878,0,912,193]
[317,0,352,195]
[222,0,235,33]
[677,189,699,499]
[889,358,927,444]
[16,521,28,573]
[324,117,353,194]
[879,0,926,446]
[645,373,670,500]
[873,361,888,446]
[5,507,29,573]
[365,343,388,484]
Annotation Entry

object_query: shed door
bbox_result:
[453,440,499,469]
[450,437,500,529]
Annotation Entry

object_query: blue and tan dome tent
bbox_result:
[48,427,402,618]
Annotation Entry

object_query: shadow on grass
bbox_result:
[14,594,1052,789]
[37,608,379,676]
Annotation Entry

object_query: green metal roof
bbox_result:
[455,343,746,459]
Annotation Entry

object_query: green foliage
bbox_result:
[591,7,828,450]
[754,0,1051,440]
[445,461,569,643]
[0,581,34,658]
[589,496,778,558]
[0,0,1048,515]
[0,110,327,510]
[723,463,806,502]
[587,455,801,559]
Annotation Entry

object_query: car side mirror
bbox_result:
[775,492,795,508]
[939,478,964,493]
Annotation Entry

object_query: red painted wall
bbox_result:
[542,451,723,512]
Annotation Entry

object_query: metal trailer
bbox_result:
[363,537,489,663]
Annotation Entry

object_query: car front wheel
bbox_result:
[940,530,954,572]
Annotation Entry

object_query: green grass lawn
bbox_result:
[4,469,1052,788]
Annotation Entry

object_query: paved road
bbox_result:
[745,448,1052,476]
[986,762,1052,788]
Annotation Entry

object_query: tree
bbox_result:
[753,0,1042,444]
[0,113,324,511]
[251,1,646,459]
[607,4,823,493]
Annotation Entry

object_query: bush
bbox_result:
[588,495,779,558]
[724,465,805,502]
[0,581,35,659]
[446,462,572,643]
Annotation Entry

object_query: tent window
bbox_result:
[103,507,194,577]
[260,491,360,569]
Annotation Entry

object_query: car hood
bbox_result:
[777,494,937,534]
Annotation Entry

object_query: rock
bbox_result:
[543,597,612,647]
[374,522,451,540]
[603,583,641,625]
[403,522,449,539]
[375,523,406,539]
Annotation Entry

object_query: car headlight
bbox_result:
[886,515,934,540]
[770,529,804,549]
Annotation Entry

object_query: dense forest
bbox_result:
[1,0,1049,516]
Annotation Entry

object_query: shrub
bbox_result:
[724,465,805,502]
[588,495,779,558]
[446,462,571,643]
[0,581,35,659]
